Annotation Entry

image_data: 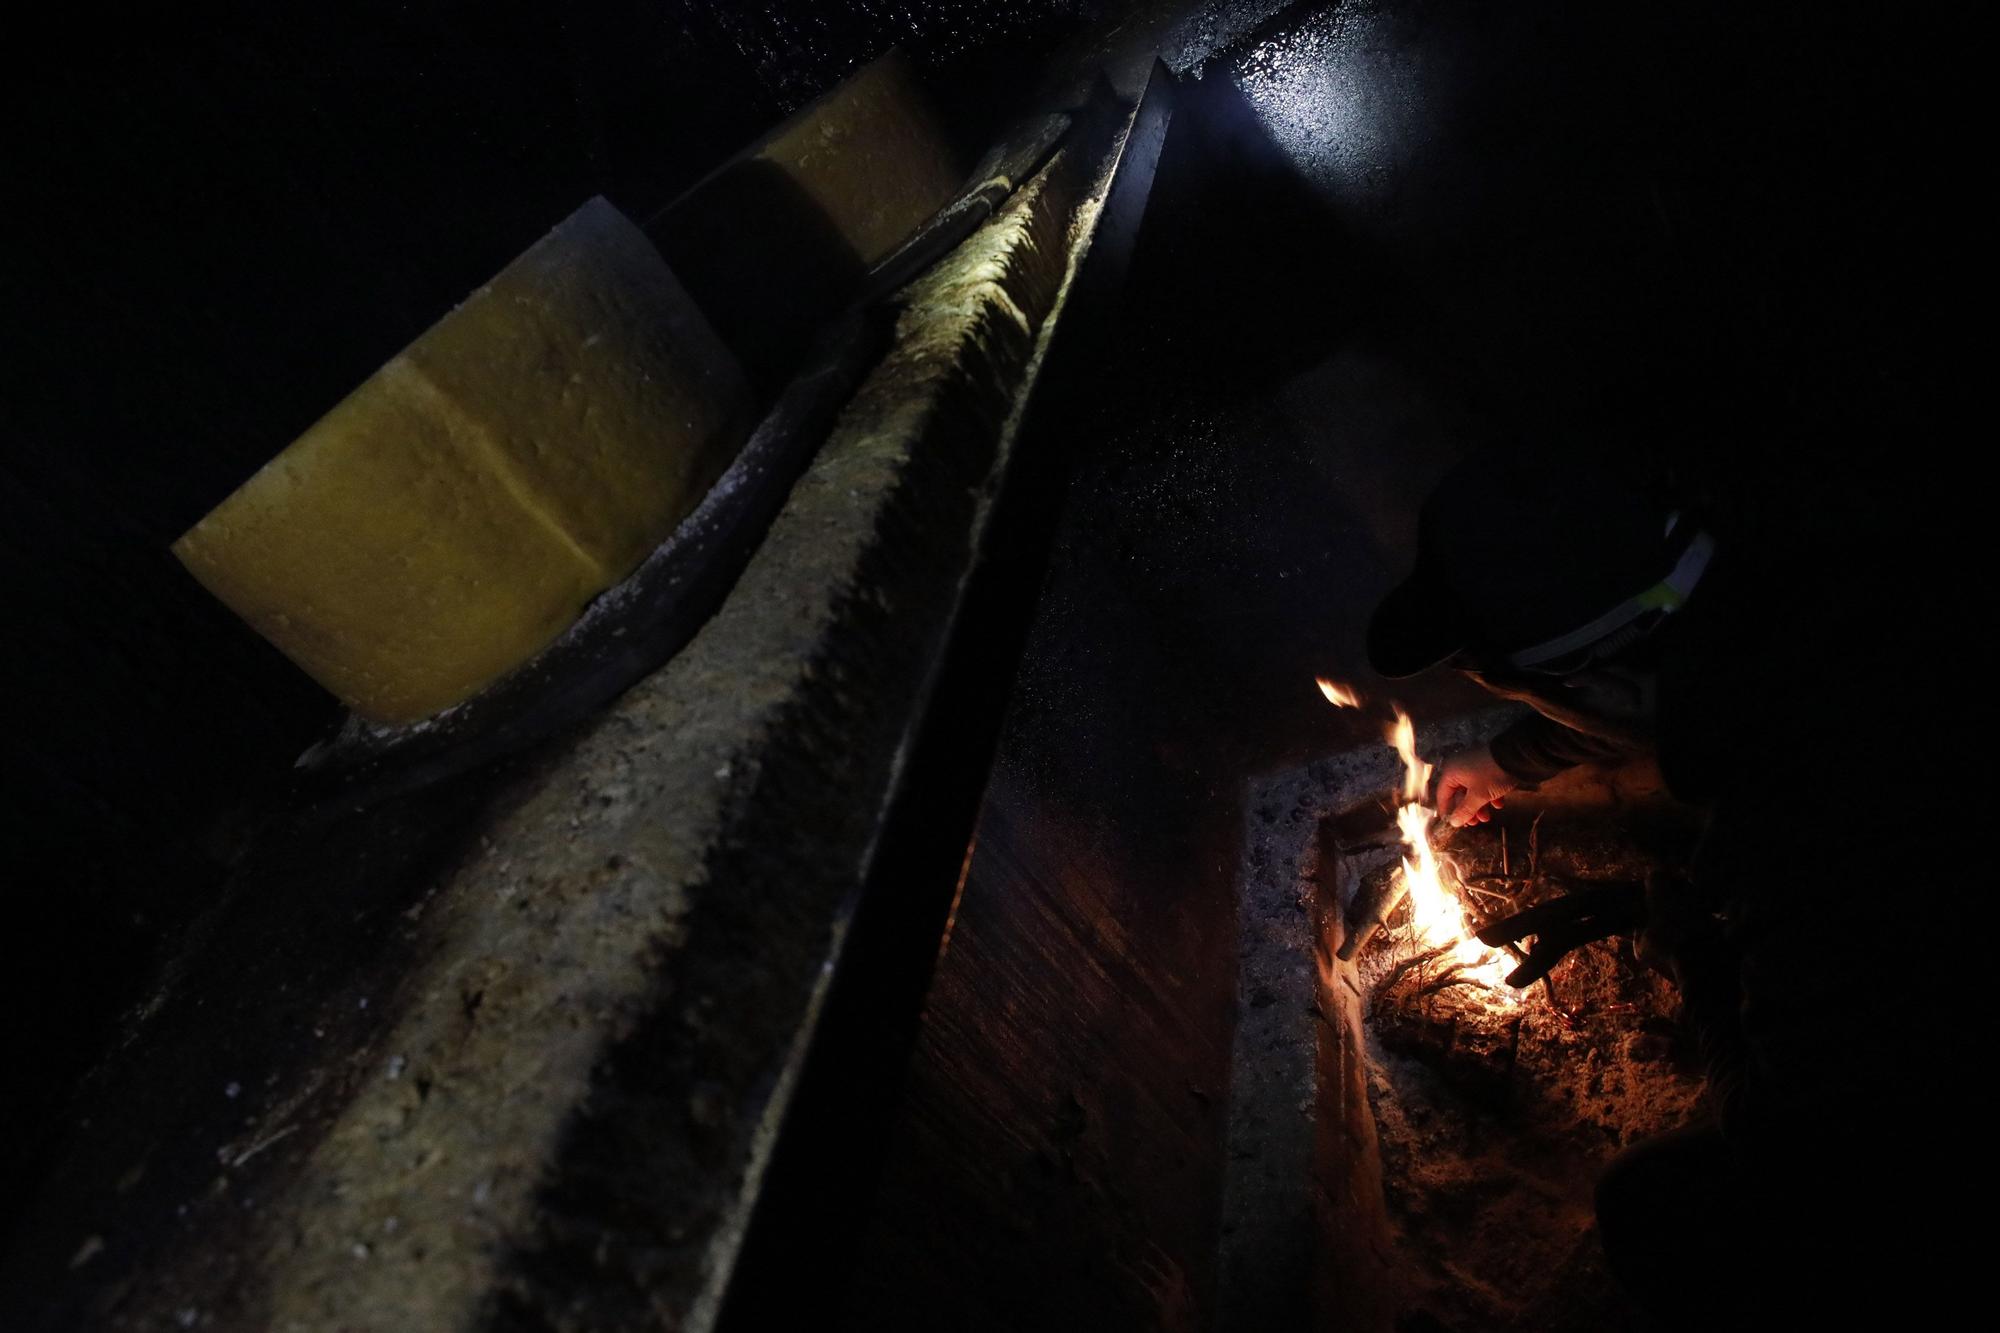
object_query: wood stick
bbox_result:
[1373,941,1453,997]
[1413,967,1477,999]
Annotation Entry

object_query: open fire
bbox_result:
[1301,679,1708,1330]
[1385,708,1520,996]
[1318,678,1520,997]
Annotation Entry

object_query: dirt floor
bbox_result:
[1354,812,1708,1333]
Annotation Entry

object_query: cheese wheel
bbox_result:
[752,49,966,267]
[174,197,750,724]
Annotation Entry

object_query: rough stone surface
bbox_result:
[1220,712,1503,1332]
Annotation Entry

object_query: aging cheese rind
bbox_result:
[750,49,965,268]
[173,197,749,724]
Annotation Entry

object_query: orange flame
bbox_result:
[1388,708,1519,995]
[1316,676,1362,708]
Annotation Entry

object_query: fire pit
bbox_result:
[1350,799,1706,1332]
[1225,712,1710,1332]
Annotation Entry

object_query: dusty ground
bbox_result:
[1355,813,1707,1333]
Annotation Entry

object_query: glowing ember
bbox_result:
[1316,675,1362,708]
[1388,708,1520,995]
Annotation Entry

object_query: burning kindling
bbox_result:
[1384,707,1520,995]
[1316,679,1520,997]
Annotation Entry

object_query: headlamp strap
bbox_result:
[1506,530,1715,670]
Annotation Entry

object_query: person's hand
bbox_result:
[1430,744,1517,827]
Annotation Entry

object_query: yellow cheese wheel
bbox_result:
[752,49,966,268]
[174,197,750,724]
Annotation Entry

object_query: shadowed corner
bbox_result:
[649,161,872,402]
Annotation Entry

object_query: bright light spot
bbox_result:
[1230,4,1423,206]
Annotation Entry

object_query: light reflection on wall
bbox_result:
[1225,2,1430,206]
[1158,0,1301,74]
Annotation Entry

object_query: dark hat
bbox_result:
[1367,450,1683,678]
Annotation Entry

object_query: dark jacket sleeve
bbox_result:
[1459,662,1654,784]
[1487,712,1635,784]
